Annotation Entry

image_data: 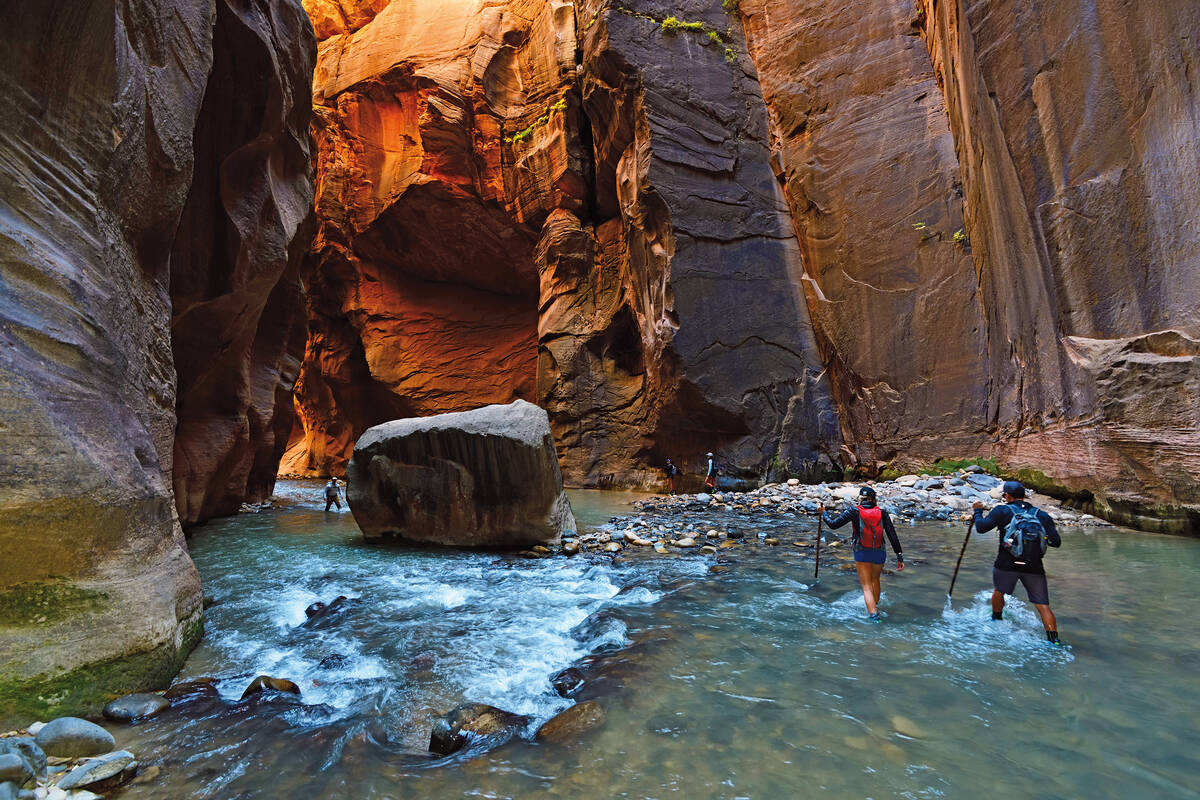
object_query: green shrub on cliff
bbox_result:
[723,0,740,13]
[661,16,705,34]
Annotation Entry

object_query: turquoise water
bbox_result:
[114,483,1200,798]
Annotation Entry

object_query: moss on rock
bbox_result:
[0,611,203,726]
[0,581,109,627]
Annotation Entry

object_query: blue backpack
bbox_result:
[1003,504,1048,559]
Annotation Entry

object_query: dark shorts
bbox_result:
[854,548,886,565]
[993,568,1050,605]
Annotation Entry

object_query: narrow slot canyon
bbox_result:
[1,0,1198,743]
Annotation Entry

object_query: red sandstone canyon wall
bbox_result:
[738,0,1199,530]
[287,0,841,484]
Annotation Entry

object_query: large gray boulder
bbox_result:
[347,400,576,547]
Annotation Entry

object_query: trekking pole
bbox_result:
[946,517,975,605]
[813,510,823,582]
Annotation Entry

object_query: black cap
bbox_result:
[859,486,876,498]
[1002,480,1026,498]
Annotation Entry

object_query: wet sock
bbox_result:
[1046,630,1061,644]
[991,610,1003,621]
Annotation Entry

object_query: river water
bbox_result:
[115,482,1199,798]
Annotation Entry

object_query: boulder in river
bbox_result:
[33,717,114,758]
[102,693,170,723]
[163,678,220,703]
[429,703,531,756]
[346,400,575,547]
[534,701,606,743]
[551,667,585,697]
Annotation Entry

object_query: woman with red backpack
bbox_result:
[819,486,905,621]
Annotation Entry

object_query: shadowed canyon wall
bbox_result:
[0,0,315,721]
[286,0,841,484]
[289,0,1198,530]
[915,0,1200,530]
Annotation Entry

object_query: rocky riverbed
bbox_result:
[550,468,1109,558]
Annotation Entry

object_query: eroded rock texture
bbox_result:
[740,0,986,467]
[564,0,841,484]
[0,0,317,720]
[284,0,581,478]
[347,400,575,546]
[917,0,1200,530]
[171,0,317,527]
[291,0,840,485]
[0,0,208,721]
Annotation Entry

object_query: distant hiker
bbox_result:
[819,486,904,621]
[324,477,343,511]
[665,459,679,494]
[704,452,717,489]
[973,480,1063,644]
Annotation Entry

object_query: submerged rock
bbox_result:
[534,701,606,743]
[346,400,575,547]
[551,667,585,697]
[102,693,169,723]
[33,718,114,758]
[429,703,531,756]
[240,676,301,700]
[163,678,220,703]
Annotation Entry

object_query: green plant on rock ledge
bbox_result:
[723,0,740,13]
[504,96,569,145]
[661,15,705,34]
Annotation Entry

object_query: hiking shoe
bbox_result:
[991,610,1003,621]
[868,612,882,622]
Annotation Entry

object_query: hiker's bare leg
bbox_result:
[856,562,877,615]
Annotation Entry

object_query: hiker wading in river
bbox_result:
[820,486,904,621]
[973,480,1063,644]
[324,477,343,511]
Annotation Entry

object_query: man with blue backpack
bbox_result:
[972,480,1063,644]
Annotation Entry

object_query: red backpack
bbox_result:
[857,505,884,549]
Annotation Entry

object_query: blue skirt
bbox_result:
[853,548,886,565]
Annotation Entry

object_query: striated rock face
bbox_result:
[291,0,840,485]
[0,0,317,720]
[0,0,208,721]
[739,0,987,467]
[916,0,1200,531]
[346,400,576,546]
[560,0,841,484]
[171,0,318,527]
[284,0,579,478]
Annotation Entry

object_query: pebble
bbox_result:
[33,720,113,759]
[700,545,717,554]
[674,537,697,548]
[603,542,622,553]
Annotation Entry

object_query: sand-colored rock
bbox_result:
[346,400,576,546]
[0,0,317,721]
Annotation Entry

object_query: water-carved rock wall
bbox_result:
[290,0,840,485]
[0,0,316,721]
[736,0,1199,531]
[915,0,1200,531]
[171,1,317,527]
